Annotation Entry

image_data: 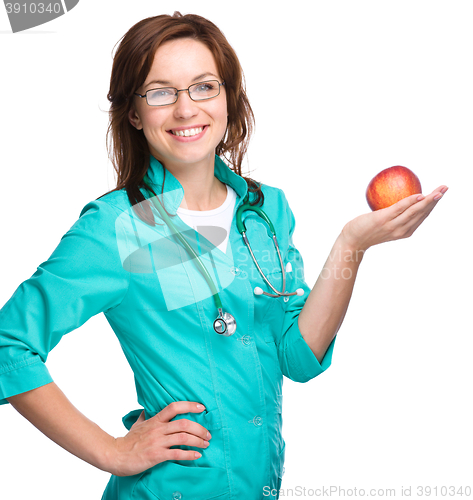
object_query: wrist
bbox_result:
[336,231,368,262]
[98,434,120,475]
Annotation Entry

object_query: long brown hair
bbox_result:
[99,11,264,225]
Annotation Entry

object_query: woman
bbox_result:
[0,12,447,500]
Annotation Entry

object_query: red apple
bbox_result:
[366,166,422,211]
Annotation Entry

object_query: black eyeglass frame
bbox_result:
[134,80,226,107]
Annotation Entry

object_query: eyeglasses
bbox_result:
[134,80,225,107]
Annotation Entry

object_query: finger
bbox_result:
[433,185,448,195]
[396,187,445,233]
[384,184,448,219]
[390,184,448,224]
[163,448,204,461]
[395,196,435,228]
[163,419,211,441]
[163,431,210,451]
[384,193,424,220]
[403,185,447,219]
[417,185,448,202]
[432,185,448,200]
[399,204,436,236]
[155,401,206,424]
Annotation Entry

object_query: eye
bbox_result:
[158,89,174,96]
[148,88,175,98]
[195,82,215,93]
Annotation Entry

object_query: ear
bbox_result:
[128,106,143,130]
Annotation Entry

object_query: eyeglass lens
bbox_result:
[146,80,221,106]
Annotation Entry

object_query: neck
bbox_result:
[156,154,227,211]
[179,176,227,211]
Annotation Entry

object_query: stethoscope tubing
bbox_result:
[142,175,223,311]
[242,232,292,298]
[141,176,300,334]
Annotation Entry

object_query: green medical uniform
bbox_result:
[0,154,336,499]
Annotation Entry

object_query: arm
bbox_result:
[0,199,130,405]
[7,382,213,477]
[7,382,116,472]
[298,185,448,362]
[298,234,364,363]
[2,199,212,477]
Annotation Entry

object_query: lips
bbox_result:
[167,124,208,133]
[170,126,204,137]
[166,125,209,142]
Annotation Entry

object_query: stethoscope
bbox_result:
[142,175,304,337]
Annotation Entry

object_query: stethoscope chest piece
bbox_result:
[213,310,237,336]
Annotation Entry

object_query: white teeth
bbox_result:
[172,126,204,137]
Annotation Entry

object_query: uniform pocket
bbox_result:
[134,461,230,500]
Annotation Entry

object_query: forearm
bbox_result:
[6,382,116,473]
[298,233,365,363]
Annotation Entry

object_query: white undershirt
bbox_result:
[176,184,237,254]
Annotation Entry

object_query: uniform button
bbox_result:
[172,492,182,500]
[238,335,251,346]
[230,267,240,275]
[248,415,263,426]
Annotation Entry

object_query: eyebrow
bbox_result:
[144,72,219,88]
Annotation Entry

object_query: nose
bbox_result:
[173,89,198,119]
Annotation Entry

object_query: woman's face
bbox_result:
[129,38,228,171]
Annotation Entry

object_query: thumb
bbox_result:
[131,410,146,429]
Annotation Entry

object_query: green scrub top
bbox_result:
[0,154,336,499]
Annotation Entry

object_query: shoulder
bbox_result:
[68,189,138,245]
[257,182,291,212]
[78,188,132,219]
[256,182,298,237]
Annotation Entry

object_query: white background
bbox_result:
[0,1,471,498]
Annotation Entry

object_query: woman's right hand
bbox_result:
[109,401,211,477]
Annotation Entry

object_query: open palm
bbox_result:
[341,185,448,252]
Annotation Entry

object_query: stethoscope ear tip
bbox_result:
[254,287,264,296]
[296,288,304,296]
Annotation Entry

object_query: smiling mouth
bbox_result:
[172,127,203,137]
[169,126,207,137]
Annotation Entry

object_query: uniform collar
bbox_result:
[145,154,248,213]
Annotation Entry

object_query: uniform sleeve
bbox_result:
[0,199,131,405]
[277,191,336,383]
